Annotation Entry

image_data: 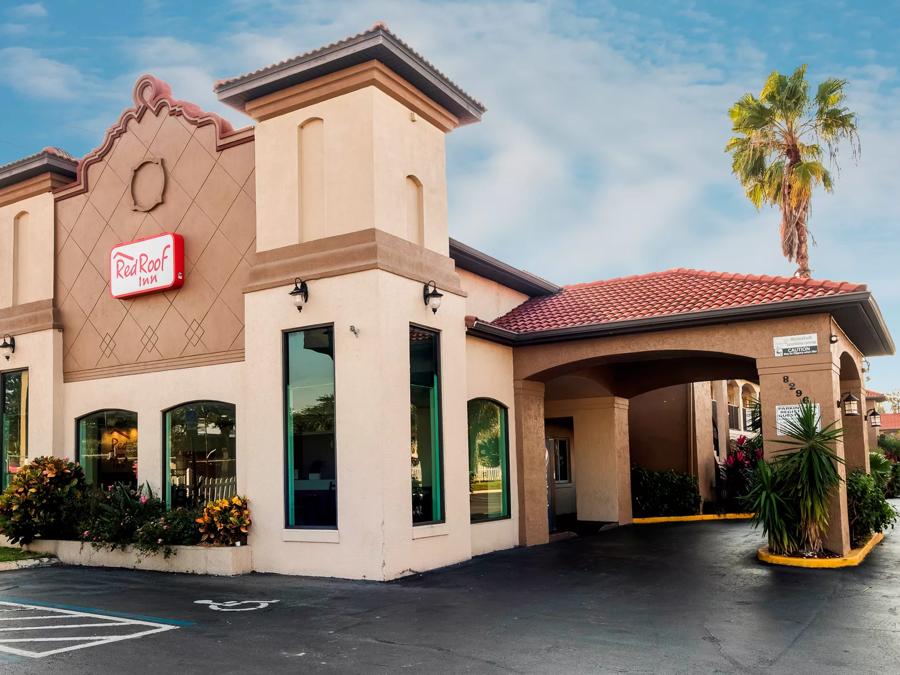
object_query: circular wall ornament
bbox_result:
[131,156,166,212]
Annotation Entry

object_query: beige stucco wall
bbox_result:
[457,268,529,322]
[254,86,448,254]
[61,361,246,495]
[0,192,55,308]
[629,385,690,473]
[243,268,472,580]
[465,336,519,556]
[2,328,64,460]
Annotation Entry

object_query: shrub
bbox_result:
[0,457,85,544]
[630,467,702,517]
[877,433,900,461]
[869,452,893,493]
[887,462,900,500]
[134,507,202,558]
[745,458,799,555]
[79,483,165,551]
[846,470,897,547]
[196,496,251,546]
[724,435,763,508]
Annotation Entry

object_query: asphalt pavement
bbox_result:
[0,517,897,673]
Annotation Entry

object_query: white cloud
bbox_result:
[0,47,84,100]
[9,3,46,19]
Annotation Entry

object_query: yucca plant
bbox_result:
[771,401,844,553]
[745,458,798,554]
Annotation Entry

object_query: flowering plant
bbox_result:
[196,496,251,546]
[79,483,165,551]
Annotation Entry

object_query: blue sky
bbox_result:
[1,1,899,391]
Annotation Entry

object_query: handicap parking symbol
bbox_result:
[194,600,279,612]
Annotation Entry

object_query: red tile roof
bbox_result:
[866,389,887,400]
[490,268,868,333]
[879,413,900,431]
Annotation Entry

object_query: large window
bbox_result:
[467,399,509,522]
[77,410,138,490]
[410,325,443,525]
[1,370,27,488]
[285,326,336,528]
[164,401,236,508]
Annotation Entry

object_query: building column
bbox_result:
[713,380,730,459]
[545,396,632,525]
[757,359,850,555]
[513,379,549,546]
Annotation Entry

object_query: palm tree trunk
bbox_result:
[794,211,811,278]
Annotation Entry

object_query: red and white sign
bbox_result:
[109,232,184,299]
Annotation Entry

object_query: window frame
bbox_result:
[75,408,139,489]
[549,437,572,484]
[467,397,511,524]
[0,368,28,490]
[282,323,338,531]
[161,399,237,508]
[409,323,445,526]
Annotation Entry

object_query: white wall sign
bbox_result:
[775,403,821,435]
[773,333,818,357]
[109,232,185,299]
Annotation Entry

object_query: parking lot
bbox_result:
[0,519,897,673]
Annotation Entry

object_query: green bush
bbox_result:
[887,463,900,499]
[0,457,86,544]
[79,483,165,551]
[877,433,900,459]
[631,467,702,517]
[134,507,202,558]
[869,452,893,493]
[846,470,897,548]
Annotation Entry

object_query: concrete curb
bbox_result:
[0,557,58,572]
[757,532,884,568]
[632,513,754,524]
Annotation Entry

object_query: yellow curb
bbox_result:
[757,532,885,568]
[632,513,754,524]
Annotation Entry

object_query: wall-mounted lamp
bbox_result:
[289,278,309,313]
[0,335,14,361]
[829,334,839,344]
[865,408,882,428]
[423,280,443,314]
[838,392,860,416]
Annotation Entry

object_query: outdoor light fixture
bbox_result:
[0,335,14,361]
[829,334,839,344]
[423,280,443,314]
[289,278,309,312]
[838,392,861,416]
[865,408,882,428]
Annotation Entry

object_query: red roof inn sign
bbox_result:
[109,233,185,299]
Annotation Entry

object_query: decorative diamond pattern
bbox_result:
[185,319,205,346]
[99,333,117,359]
[55,101,255,378]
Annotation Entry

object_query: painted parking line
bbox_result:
[0,601,179,658]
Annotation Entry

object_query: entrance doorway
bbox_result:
[545,417,575,533]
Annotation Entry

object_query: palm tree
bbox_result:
[726,65,859,278]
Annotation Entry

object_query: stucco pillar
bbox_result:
[840,378,869,473]
[513,379,549,546]
[545,396,632,525]
[757,359,850,555]
[713,380,730,459]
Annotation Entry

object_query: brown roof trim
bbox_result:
[449,238,559,297]
[467,291,895,356]
[0,148,77,192]
[215,23,485,125]
[55,75,254,202]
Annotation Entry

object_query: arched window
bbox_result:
[76,409,137,490]
[1,370,28,489]
[467,398,510,522]
[299,117,325,241]
[164,401,236,508]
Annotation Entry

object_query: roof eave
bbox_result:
[0,152,78,191]
[470,292,895,356]
[449,238,560,297]
[216,28,485,125]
